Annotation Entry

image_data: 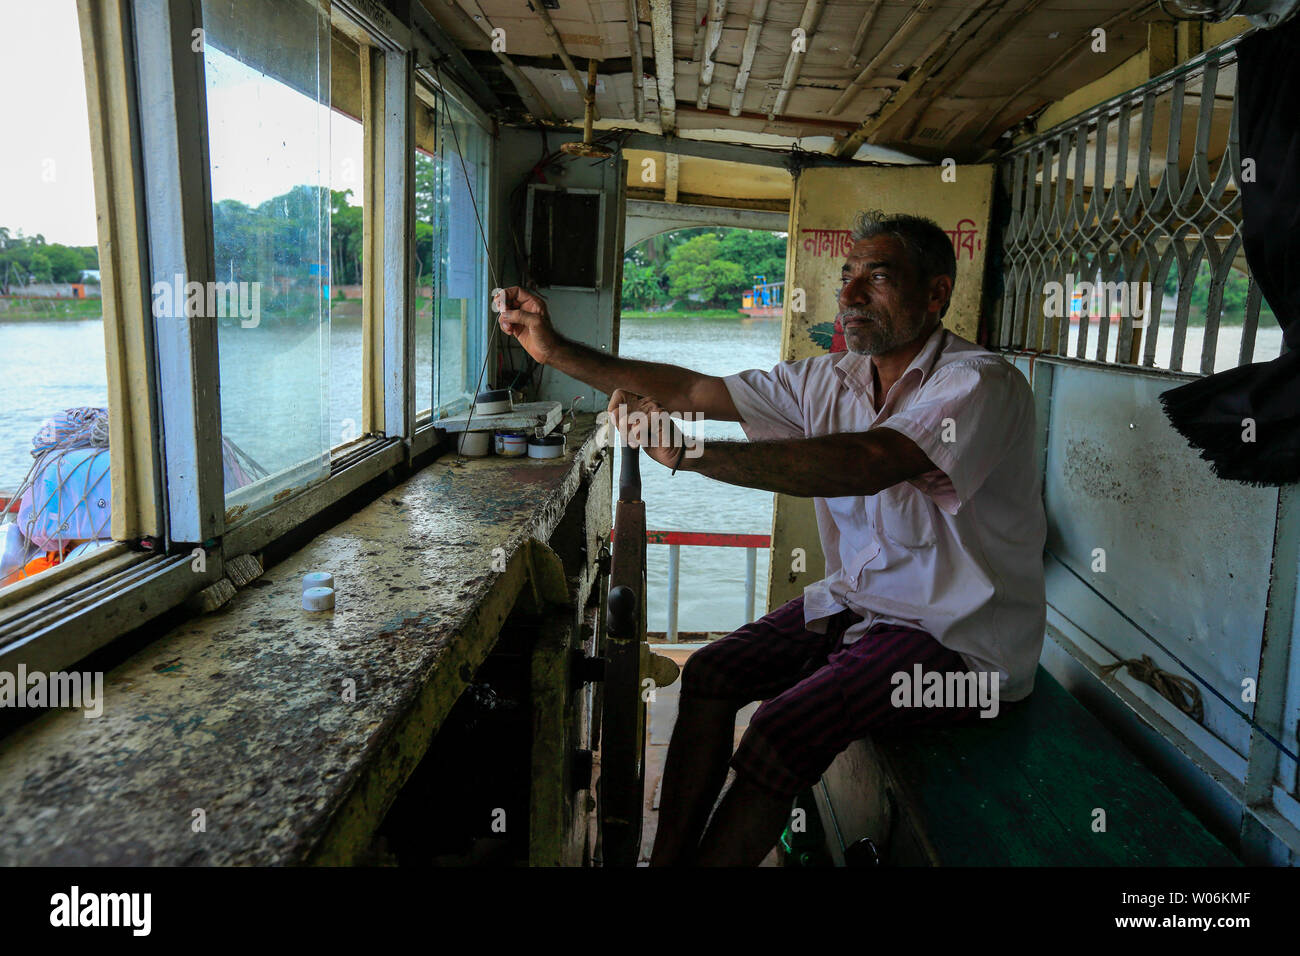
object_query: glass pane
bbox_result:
[415,147,436,416]
[330,106,363,447]
[0,0,115,590]
[434,97,490,414]
[202,0,331,514]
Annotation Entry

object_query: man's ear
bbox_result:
[930,274,954,317]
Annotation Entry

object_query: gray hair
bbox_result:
[850,209,957,317]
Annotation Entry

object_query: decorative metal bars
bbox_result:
[993,41,1277,375]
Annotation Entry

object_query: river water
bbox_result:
[1,314,1285,633]
[615,316,782,634]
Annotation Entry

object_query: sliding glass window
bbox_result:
[0,1,115,593]
[200,0,331,518]
[418,91,491,418]
[328,25,366,451]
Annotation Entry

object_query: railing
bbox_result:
[645,529,770,641]
[995,39,1261,375]
[741,280,784,311]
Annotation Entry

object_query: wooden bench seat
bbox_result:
[812,666,1240,866]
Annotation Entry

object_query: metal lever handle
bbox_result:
[606,584,638,639]
[619,444,641,502]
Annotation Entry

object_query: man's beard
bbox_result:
[842,309,929,355]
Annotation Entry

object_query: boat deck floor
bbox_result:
[640,645,779,867]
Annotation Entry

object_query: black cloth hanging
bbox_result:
[1159,18,1300,485]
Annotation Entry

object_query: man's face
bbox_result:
[836,235,939,356]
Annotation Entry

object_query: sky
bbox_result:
[0,0,98,247]
[0,0,362,250]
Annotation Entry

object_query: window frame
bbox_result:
[411,68,495,455]
[0,0,499,674]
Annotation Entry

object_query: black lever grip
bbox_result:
[619,445,641,502]
[606,584,638,638]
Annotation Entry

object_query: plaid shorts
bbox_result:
[681,596,985,798]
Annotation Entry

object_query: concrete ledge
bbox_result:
[0,417,607,865]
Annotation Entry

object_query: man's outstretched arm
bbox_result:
[608,390,937,498]
[495,286,741,421]
[675,430,935,497]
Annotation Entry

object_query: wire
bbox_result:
[434,68,506,449]
[1046,548,1299,764]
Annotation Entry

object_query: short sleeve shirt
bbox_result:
[723,324,1047,701]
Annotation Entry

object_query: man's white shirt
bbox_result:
[723,323,1047,701]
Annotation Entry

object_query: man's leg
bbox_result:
[694,774,793,867]
[647,598,842,867]
[647,694,743,866]
[698,622,984,866]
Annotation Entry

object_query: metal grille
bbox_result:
[993,39,1281,375]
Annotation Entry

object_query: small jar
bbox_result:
[457,430,491,456]
[496,430,528,457]
[528,434,565,459]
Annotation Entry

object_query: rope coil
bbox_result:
[1100,653,1205,723]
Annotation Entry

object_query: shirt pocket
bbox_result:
[877,483,937,550]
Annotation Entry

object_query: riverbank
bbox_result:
[0,298,104,321]
[622,308,751,320]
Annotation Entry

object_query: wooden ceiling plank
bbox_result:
[649,0,677,133]
[972,0,1156,145]
[531,0,597,118]
[768,0,828,120]
[833,3,984,157]
[696,0,727,109]
[831,0,935,116]
[433,0,557,120]
[897,0,1013,140]
[845,0,886,69]
[730,0,770,116]
[626,0,645,121]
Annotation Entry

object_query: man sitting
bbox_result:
[496,209,1047,866]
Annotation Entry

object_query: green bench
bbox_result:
[808,666,1240,866]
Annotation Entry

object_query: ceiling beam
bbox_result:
[830,0,935,116]
[692,0,708,61]
[845,0,885,69]
[618,129,882,168]
[627,187,788,212]
[972,0,1155,144]
[832,5,983,157]
[409,0,502,111]
[649,0,677,133]
[626,198,788,230]
[697,0,727,109]
[530,0,597,120]
[730,0,769,116]
[626,0,645,122]
[768,0,827,120]
[429,0,555,121]
[898,0,1045,141]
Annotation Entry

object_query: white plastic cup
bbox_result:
[303,586,335,611]
[303,571,333,591]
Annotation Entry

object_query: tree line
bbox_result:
[0,228,99,291]
[623,227,786,310]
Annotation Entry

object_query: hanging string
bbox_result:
[430,66,620,451]
[434,67,505,450]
